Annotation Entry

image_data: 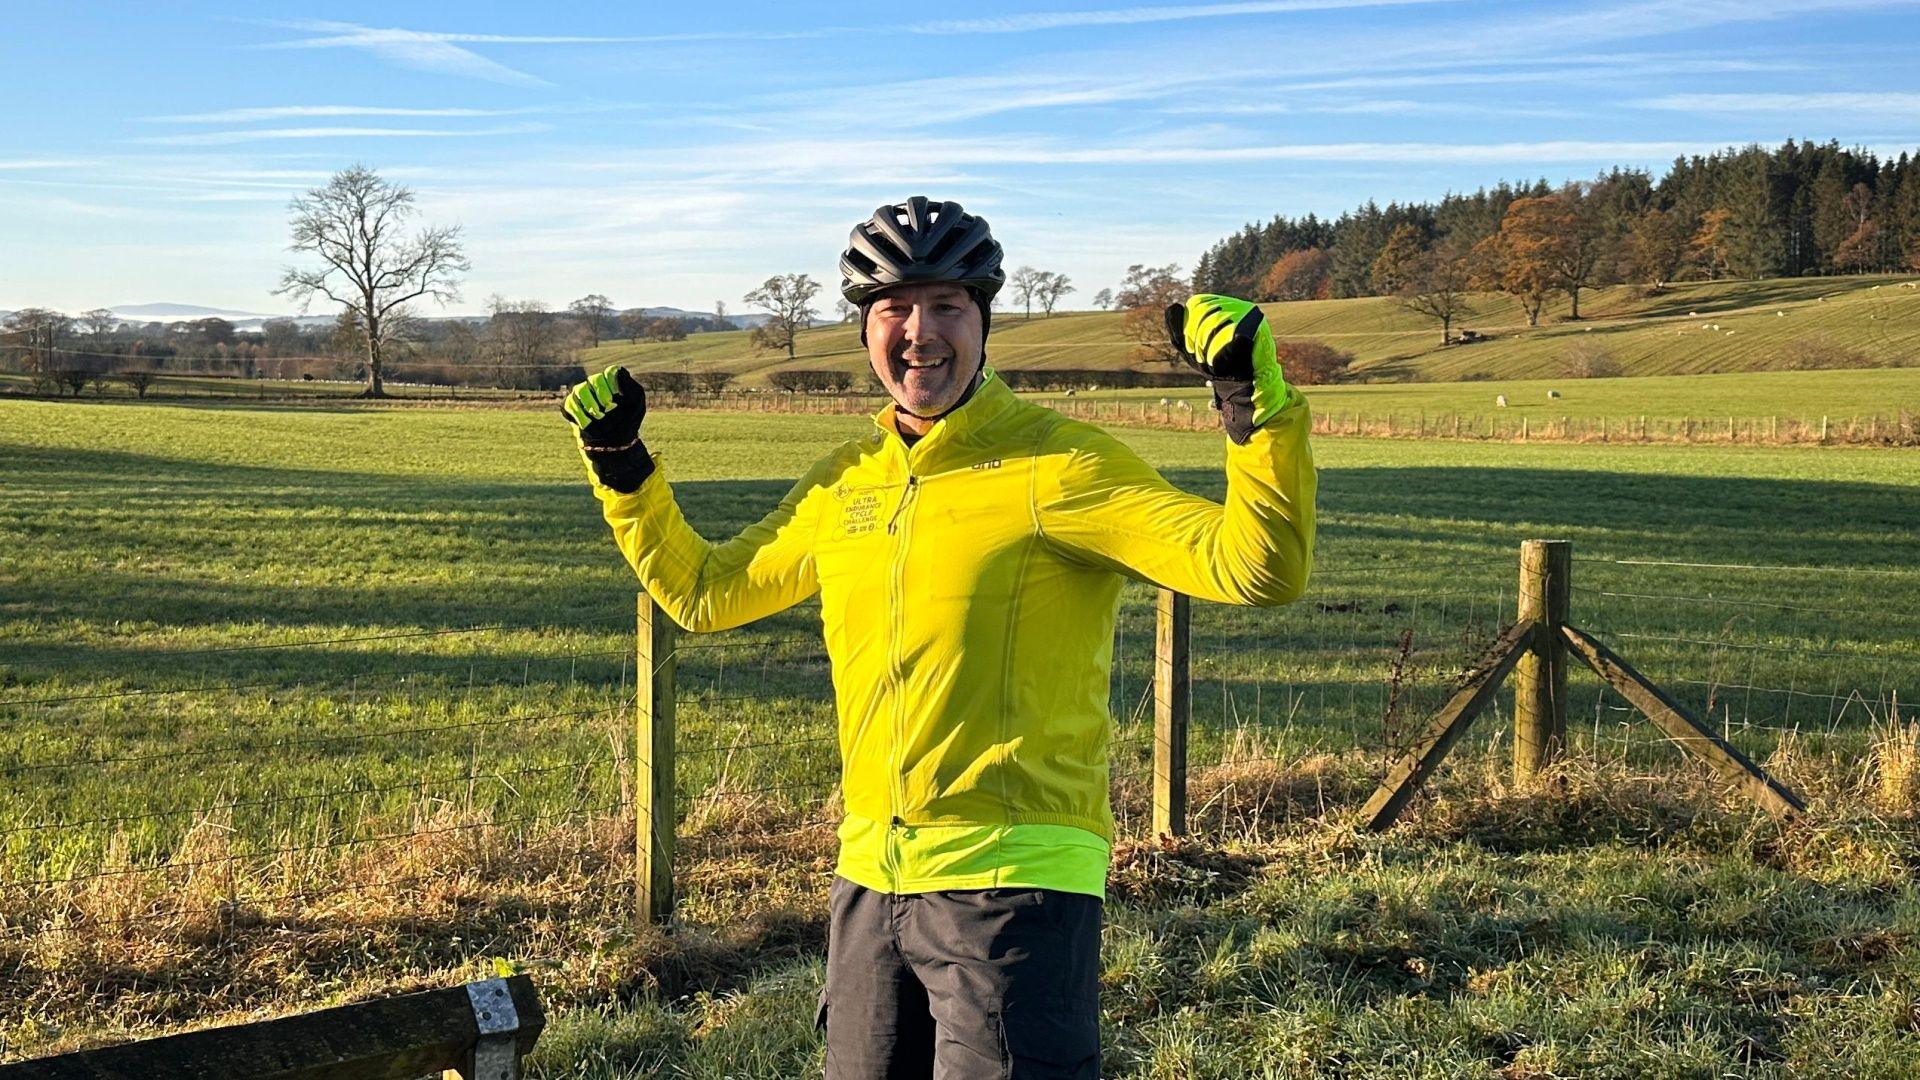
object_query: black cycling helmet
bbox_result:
[839,196,1006,305]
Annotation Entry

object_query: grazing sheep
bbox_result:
[1547,389,1561,399]
[1496,395,1509,408]
[1064,388,1076,397]
[1702,322,1713,329]
[1177,401,1193,412]
[1902,282,1917,289]
[1158,397,1170,405]
[1726,330,1736,335]
[1872,284,1882,290]
[1776,311,1786,316]
[1689,311,1698,316]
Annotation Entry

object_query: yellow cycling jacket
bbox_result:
[590,368,1315,898]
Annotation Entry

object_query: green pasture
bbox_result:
[582,274,1920,386]
[1056,365,1920,428]
[2,397,1918,1074]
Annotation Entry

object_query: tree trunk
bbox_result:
[365,332,386,398]
[1568,286,1581,320]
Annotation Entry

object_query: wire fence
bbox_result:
[3,545,1913,1056]
[0,617,634,955]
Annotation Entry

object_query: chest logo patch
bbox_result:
[840,491,882,536]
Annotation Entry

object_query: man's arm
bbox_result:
[563,365,822,633]
[1034,389,1315,606]
[590,457,824,633]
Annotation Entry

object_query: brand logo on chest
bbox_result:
[838,490,882,536]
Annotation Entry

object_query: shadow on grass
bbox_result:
[5,444,1915,686]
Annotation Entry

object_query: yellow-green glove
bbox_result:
[1164,294,1290,444]
[561,366,654,492]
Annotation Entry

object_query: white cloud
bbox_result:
[134,123,551,147]
[1634,92,1920,117]
[904,0,1464,34]
[149,105,547,123]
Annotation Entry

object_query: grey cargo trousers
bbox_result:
[819,875,1102,1079]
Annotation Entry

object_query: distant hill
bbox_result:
[579,274,1920,387]
[110,302,277,320]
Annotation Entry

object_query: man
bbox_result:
[564,197,1315,1078]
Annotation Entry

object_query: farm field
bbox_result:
[1058,365,1920,428]
[581,274,1920,386]
[2,396,1918,1075]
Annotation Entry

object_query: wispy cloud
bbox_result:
[149,104,548,123]
[134,123,550,146]
[1634,92,1920,118]
[255,2,1467,84]
[904,0,1463,34]
[256,20,556,86]
[0,160,93,171]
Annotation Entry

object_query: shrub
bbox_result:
[1775,336,1876,371]
[1271,339,1354,385]
[1561,342,1624,378]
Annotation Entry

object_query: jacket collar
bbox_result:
[871,365,1017,453]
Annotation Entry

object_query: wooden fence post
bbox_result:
[636,594,677,924]
[1153,589,1190,839]
[1513,539,1570,784]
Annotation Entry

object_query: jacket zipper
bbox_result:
[884,472,919,889]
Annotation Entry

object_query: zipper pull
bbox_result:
[886,475,918,535]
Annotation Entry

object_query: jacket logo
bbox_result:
[970,459,1003,470]
[840,491,881,536]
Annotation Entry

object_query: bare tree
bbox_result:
[1,308,71,381]
[742,273,820,363]
[835,298,858,323]
[1397,239,1477,346]
[1009,266,1043,318]
[568,294,614,348]
[277,164,468,397]
[79,308,118,338]
[1037,271,1075,316]
[1090,288,1114,310]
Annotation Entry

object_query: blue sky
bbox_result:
[3,1,1918,316]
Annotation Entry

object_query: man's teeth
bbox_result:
[904,357,946,368]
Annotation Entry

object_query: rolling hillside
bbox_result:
[581,274,1920,387]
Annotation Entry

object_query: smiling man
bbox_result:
[564,197,1317,1078]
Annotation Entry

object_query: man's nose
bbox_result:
[903,303,935,342]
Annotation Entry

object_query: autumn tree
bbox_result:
[1259,248,1332,301]
[743,273,820,363]
[1396,239,1477,346]
[277,165,468,398]
[1688,208,1733,279]
[1469,232,1552,327]
[1476,195,1602,320]
[568,294,614,347]
[1114,263,1189,364]
[1368,223,1426,295]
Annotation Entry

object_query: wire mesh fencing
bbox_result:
[0,617,634,969]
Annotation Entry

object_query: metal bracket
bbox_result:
[464,978,523,1080]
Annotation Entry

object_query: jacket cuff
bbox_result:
[583,442,656,494]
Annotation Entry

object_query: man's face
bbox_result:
[864,283,984,419]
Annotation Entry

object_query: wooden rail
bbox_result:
[0,975,544,1080]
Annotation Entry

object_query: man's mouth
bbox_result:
[901,355,948,370]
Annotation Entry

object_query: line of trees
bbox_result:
[1196,140,1920,306]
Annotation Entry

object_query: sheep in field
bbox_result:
[1496,395,1509,408]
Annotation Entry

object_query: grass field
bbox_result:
[3,396,1918,1075]
[581,274,1920,386]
